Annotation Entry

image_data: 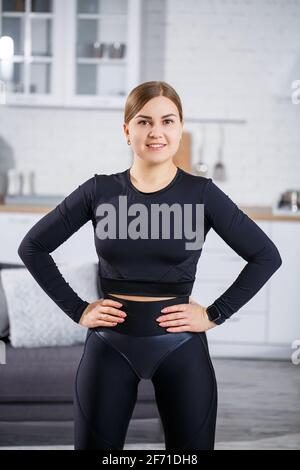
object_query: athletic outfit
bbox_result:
[18,166,282,450]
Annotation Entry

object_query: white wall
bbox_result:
[0,0,299,204]
[163,0,300,205]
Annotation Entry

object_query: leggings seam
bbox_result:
[197,333,218,391]
[94,330,142,380]
[74,329,121,450]
[180,382,217,450]
[74,328,93,397]
[75,373,121,450]
[176,333,218,450]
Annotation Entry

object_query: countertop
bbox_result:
[0,203,299,221]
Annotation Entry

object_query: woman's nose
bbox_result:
[149,130,164,137]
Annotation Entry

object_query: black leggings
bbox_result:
[74,294,218,450]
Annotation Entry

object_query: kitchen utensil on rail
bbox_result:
[213,125,226,181]
[193,125,208,177]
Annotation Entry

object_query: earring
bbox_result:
[127,140,131,145]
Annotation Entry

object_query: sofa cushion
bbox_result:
[0,400,159,422]
[0,263,98,347]
[0,341,85,402]
[0,273,9,338]
[0,340,156,404]
[0,264,25,339]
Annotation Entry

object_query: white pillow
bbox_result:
[0,275,9,337]
[0,263,98,348]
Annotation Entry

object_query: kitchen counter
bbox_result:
[240,206,300,222]
[0,204,55,214]
[0,203,299,221]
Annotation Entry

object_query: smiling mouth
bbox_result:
[146,144,167,149]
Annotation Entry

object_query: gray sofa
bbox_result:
[0,264,163,447]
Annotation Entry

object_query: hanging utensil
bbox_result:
[193,124,208,177]
[213,125,226,181]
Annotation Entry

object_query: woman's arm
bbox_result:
[203,178,282,325]
[17,175,97,323]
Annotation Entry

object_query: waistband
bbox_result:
[94,293,190,336]
[100,277,193,297]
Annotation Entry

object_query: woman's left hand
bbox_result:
[156,297,217,333]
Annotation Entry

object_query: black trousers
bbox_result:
[74,294,218,450]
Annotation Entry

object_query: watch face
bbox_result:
[207,305,221,322]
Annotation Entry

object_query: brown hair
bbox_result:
[124,81,183,124]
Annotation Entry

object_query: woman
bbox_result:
[18,81,282,451]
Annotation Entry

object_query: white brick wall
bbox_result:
[0,0,299,204]
[163,0,300,205]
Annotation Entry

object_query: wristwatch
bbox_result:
[205,304,222,324]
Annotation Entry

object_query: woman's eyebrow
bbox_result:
[135,113,177,119]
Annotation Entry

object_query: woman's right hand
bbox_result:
[78,298,127,328]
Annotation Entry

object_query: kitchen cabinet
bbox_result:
[0,0,141,108]
[193,219,299,358]
[267,221,300,345]
[0,212,42,263]
[0,211,97,264]
[0,0,64,105]
[192,222,270,345]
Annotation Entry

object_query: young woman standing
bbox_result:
[18,81,282,450]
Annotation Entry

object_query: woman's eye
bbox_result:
[138,120,174,125]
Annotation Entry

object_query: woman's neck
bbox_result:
[129,163,178,189]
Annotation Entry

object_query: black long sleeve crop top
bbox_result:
[17,166,282,325]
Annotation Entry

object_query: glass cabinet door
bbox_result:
[75,0,128,97]
[0,0,141,107]
[0,0,54,95]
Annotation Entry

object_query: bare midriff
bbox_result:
[107,293,178,302]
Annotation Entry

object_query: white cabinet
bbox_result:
[55,219,97,264]
[190,219,300,358]
[1,0,141,108]
[192,280,267,344]
[207,313,267,343]
[191,222,271,345]
[0,212,42,263]
[0,0,65,106]
[63,0,141,109]
[0,211,97,265]
[267,221,300,345]
[195,252,244,283]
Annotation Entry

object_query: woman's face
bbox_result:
[124,96,183,164]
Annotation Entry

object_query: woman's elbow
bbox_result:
[17,237,27,263]
[271,245,282,272]
[17,234,34,263]
[257,241,283,274]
